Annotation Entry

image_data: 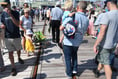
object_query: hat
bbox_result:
[0,6,3,12]
[24,8,30,12]
[56,1,61,6]
[26,29,33,35]
[0,0,10,5]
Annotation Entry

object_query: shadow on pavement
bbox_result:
[40,53,62,63]
[36,73,47,79]
[0,56,36,79]
[77,58,118,79]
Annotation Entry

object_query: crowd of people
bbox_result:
[0,0,51,76]
[0,0,118,79]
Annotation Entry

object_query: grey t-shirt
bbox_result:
[100,10,118,49]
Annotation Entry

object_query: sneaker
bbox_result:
[93,69,100,78]
[72,71,77,74]
[92,36,97,39]
[52,40,56,43]
[18,58,24,64]
[72,71,77,76]
[72,71,78,79]
[11,68,17,76]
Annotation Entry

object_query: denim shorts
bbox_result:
[97,46,115,65]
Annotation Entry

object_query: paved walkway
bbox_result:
[0,21,44,79]
[36,23,118,79]
[0,21,118,79]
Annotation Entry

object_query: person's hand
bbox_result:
[23,29,26,35]
[0,24,5,29]
[69,12,75,17]
[93,45,98,54]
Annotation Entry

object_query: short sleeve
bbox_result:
[50,9,53,17]
[94,13,103,26]
[20,15,24,21]
[99,13,109,25]
[62,11,70,23]
[62,17,72,27]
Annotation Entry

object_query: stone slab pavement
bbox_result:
[0,21,45,79]
[36,24,118,79]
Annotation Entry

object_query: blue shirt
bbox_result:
[62,12,89,47]
[1,10,20,38]
[51,7,63,20]
[62,11,70,23]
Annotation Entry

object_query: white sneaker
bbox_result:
[72,71,77,74]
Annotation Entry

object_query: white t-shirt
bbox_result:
[20,15,32,30]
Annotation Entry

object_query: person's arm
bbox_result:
[19,20,26,33]
[0,24,5,29]
[68,12,75,17]
[60,25,64,31]
[59,34,64,43]
[93,24,107,53]
[7,10,19,27]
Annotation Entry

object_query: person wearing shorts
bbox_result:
[1,0,24,76]
[93,0,118,79]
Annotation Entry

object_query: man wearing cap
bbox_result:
[93,0,118,79]
[50,1,63,43]
[0,0,24,76]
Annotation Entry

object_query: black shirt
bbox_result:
[1,10,20,38]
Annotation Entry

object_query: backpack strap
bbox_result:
[72,14,75,21]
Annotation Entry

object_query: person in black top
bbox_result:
[0,0,24,76]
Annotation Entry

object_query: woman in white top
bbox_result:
[19,8,33,53]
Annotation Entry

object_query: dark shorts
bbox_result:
[47,17,49,21]
[20,30,24,37]
[97,46,115,65]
